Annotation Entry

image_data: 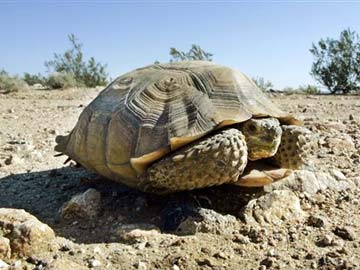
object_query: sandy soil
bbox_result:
[0,88,359,270]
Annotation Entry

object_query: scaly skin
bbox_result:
[139,118,285,193]
[139,128,248,193]
[270,125,315,169]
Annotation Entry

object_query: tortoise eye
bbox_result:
[248,123,257,132]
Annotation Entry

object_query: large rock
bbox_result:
[60,188,101,220]
[175,208,239,235]
[0,208,55,258]
[241,190,305,226]
[0,236,10,259]
[264,169,355,195]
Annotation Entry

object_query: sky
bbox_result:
[1,1,360,89]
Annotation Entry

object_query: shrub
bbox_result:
[23,73,46,86]
[0,70,28,93]
[310,29,360,94]
[45,34,108,88]
[170,45,213,62]
[281,87,297,93]
[252,76,274,91]
[298,84,321,94]
[46,72,78,89]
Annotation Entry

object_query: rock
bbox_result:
[325,135,355,154]
[264,169,355,195]
[47,258,88,270]
[317,234,333,247]
[0,208,55,258]
[175,208,239,235]
[307,215,328,228]
[115,223,161,243]
[242,190,305,226]
[88,258,101,268]
[60,188,101,220]
[333,226,356,241]
[0,237,10,259]
[0,259,8,269]
[135,261,147,270]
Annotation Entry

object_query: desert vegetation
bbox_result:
[1,29,360,95]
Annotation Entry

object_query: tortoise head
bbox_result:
[240,118,282,161]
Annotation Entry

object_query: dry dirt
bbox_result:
[0,88,359,270]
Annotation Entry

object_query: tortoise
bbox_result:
[55,61,313,194]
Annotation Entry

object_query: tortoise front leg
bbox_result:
[270,125,315,169]
[138,128,248,194]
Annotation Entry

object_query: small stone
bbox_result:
[318,234,333,247]
[307,215,327,228]
[60,188,101,220]
[4,156,12,165]
[349,114,354,120]
[333,226,356,241]
[115,223,160,244]
[266,249,279,258]
[197,258,214,267]
[260,257,274,268]
[88,259,101,268]
[135,261,147,270]
[232,234,251,244]
[213,251,227,259]
[305,253,316,260]
[0,259,9,269]
[172,264,180,270]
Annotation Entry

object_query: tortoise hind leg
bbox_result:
[138,128,248,194]
[270,125,316,169]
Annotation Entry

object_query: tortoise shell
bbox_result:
[55,61,298,188]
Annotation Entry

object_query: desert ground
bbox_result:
[0,87,359,270]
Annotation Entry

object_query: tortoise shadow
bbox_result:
[0,166,262,244]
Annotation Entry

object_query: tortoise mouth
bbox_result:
[246,135,281,161]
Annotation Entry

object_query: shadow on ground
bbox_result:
[0,166,262,244]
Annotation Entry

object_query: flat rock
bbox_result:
[0,208,55,258]
[264,169,355,195]
[241,190,305,226]
[60,188,101,220]
[175,208,239,235]
[115,223,161,243]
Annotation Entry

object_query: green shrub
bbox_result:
[45,34,108,88]
[170,44,213,61]
[281,87,297,93]
[0,70,28,93]
[252,76,274,91]
[310,29,360,94]
[298,84,321,94]
[23,73,46,86]
[46,72,78,89]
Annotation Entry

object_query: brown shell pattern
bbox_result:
[55,61,297,188]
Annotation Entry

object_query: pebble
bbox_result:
[88,259,101,268]
[333,226,356,241]
[318,234,333,247]
[307,215,327,228]
[0,260,9,269]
